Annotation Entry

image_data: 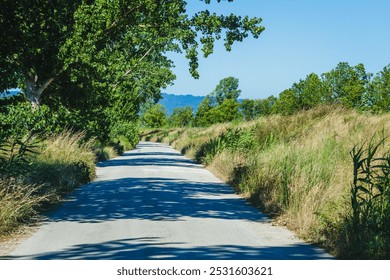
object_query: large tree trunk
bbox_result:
[25,77,54,109]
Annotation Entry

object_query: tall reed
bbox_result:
[344,136,390,258]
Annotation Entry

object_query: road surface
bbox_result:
[5,142,332,259]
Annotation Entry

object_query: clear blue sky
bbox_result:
[164,0,390,99]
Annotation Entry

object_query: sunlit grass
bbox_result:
[0,130,97,236]
[145,105,390,258]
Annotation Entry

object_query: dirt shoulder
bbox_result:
[0,225,38,258]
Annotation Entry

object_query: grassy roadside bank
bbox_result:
[141,106,390,259]
[0,130,137,237]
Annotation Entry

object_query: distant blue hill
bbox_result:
[1,89,21,98]
[159,93,204,115]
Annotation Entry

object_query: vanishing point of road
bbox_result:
[5,142,332,259]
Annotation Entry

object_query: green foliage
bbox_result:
[195,96,214,126]
[212,61,387,118]
[196,127,255,164]
[271,62,381,115]
[295,73,329,109]
[235,62,386,116]
[109,121,140,150]
[1,0,264,143]
[141,104,168,128]
[240,96,277,120]
[0,102,51,139]
[255,96,277,116]
[169,106,194,127]
[273,89,300,115]
[211,76,241,105]
[365,64,390,113]
[322,62,371,108]
[212,99,241,123]
[240,99,256,121]
[0,101,91,140]
[273,73,329,115]
[0,1,81,104]
[195,77,241,126]
[196,99,240,126]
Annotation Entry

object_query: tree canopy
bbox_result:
[366,64,390,113]
[169,106,194,127]
[0,1,264,107]
[322,62,371,108]
[140,103,168,128]
[195,76,241,126]
[271,62,388,115]
[0,0,264,142]
[211,76,241,105]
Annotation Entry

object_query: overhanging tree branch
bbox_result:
[113,46,154,88]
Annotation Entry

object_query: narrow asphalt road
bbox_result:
[5,142,332,259]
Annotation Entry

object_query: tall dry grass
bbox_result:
[0,177,45,234]
[38,131,96,171]
[28,131,97,196]
[0,130,98,236]
[144,105,390,258]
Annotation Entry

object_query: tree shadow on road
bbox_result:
[45,177,268,223]
[97,143,203,168]
[3,237,333,260]
[3,141,334,260]
[97,157,203,168]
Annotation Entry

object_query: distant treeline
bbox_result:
[141,62,389,128]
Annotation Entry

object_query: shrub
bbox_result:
[94,143,119,162]
[110,121,140,150]
[196,127,255,164]
[26,131,96,197]
[0,102,85,140]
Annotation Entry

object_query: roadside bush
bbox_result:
[0,102,84,140]
[110,121,140,150]
[196,128,255,164]
[25,131,96,199]
[93,143,119,162]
